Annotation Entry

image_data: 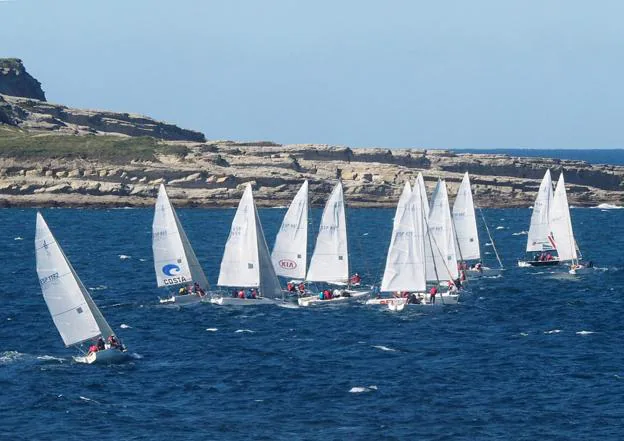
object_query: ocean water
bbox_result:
[1,206,624,440]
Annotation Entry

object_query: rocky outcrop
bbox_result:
[0,140,622,208]
[0,59,46,101]
[0,94,206,142]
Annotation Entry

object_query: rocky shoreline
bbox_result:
[1,58,623,209]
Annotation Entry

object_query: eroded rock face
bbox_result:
[0,59,46,101]
[0,141,622,208]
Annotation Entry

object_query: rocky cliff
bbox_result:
[0,59,46,101]
[0,58,622,208]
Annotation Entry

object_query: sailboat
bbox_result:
[298,182,372,306]
[152,184,210,305]
[452,172,503,277]
[210,183,284,305]
[271,180,308,285]
[518,170,560,267]
[550,173,591,274]
[35,213,128,364]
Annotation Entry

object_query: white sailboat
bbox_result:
[211,183,283,306]
[298,182,371,306]
[35,213,128,364]
[152,184,210,305]
[452,172,503,277]
[550,173,591,274]
[518,170,560,267]
[271,180,308,281]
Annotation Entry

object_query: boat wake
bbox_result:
[0,350,26,364]
[37,355,66,363]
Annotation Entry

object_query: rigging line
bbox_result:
[478,207,504,269]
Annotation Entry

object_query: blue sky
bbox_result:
[1,0,623,149]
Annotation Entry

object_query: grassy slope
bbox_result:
[0,127,188,163]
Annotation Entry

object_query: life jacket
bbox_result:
[89,345,98,353]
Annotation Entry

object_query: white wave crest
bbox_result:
[206,328,218,332]
[118,255,131,260]
[0,351,25,364]
[512,231,528,236]
[372,345,397,352]
[235,329,255,333]
[594,203,623,209]
[544,329,562,334]
[37,355,65,362]
[120,324,131,329]
[349,385,378,393]
[576,330,594,335]
[496,226,505,230]
[13,236,23,241]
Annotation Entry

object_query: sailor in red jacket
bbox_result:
[429,286,438,304]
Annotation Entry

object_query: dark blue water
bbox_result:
[2,207,624,440]
[452,149,624,165]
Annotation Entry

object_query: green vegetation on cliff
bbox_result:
[0,129,188,163]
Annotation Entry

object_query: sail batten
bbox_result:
[271,180,308,279]
[306,182,349,284]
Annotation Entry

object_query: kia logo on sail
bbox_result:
[162,264,181,276]
[279,259,297,269]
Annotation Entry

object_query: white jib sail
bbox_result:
[306,182,349,284]
[550,173,578,262]
[526,170,554,252]
[415,173,430,220]
[271,180,308,279]
[452,172,480,261]
[381,182,427,292]
[152,185,195,288]
[425,180,459,281]
[35,213,114,347]
[218,184,282,298]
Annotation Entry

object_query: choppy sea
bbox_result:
[1,205,623,440]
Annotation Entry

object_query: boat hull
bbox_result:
[518,259,560,268]
[209,296,276,306]
[367,293,459,307]
[74,348,129,364]
[298,290,371,307]
[466,267,503,277]
[159,293,205,305]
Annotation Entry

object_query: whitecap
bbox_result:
[118,255,131,260]
[362,233,369,236]
[576,330,594,335]
[90,285,107,291]
[349,385,377,393]
[13,237,23,241]
[496,226,505,230]
[235,329,255,333]
[519,332,529,337]
[139,258,147,262]
[544,329,562,334]
[0,351,25,364]
[512,231,528,236]
[594,203,623,209]
[206,328,218,332]
[120,324,131,329]
[79,396,101,404]
[130,353,143,359]
[6,317,12,321]
[372,345,397,352]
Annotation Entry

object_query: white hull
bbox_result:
[298,290,371,307]
[159,292,205,305]
[366,292,459,307]
[74,348,129,364]
[568,265,593,275]
[209,296,276,306]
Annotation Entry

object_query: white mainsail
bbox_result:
[35,213,114,347]
[425,180,459,281]
[152,184,209,289]
[218,184,282,298]
[306,182,349,284]
[415,172,430,220]
[550,173,578,262]
[271,180,308,279]
[381,182,427,292]
[526,170,554,252]
[452,172,480,261]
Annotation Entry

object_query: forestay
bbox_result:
[152,184,209,289]
[550,173,578,262]
[425,180,459,281]
[526,170,554,252]
[218,184,282,298]
[381,182,427,292]
[452,172,480,261]
[271,180,308,279]
[35,213,114,347]
[306,182,349,284]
